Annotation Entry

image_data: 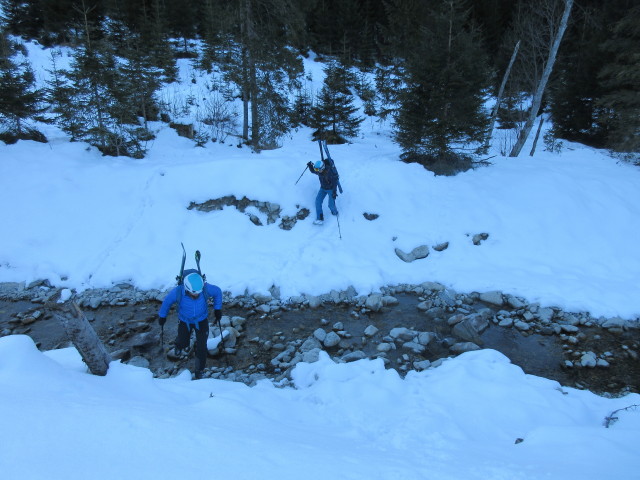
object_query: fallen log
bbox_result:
[53,302,112,376]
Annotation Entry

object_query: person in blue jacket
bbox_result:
[307,158,340,225]
[158,272,222,379]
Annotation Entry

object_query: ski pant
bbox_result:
[315,188,338,220]
[175,319,209,372]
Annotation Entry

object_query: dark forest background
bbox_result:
[1,0,638,167]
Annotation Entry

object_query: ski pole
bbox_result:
[294,165,308,185]
[161,324,164,348]
[336,212,342,240]
[216,316,229,367]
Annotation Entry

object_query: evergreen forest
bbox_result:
[0,0,638,168]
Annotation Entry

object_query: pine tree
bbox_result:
[596,5,640,154]
[204,0,305,151]
[47,10,159,158]
[548,3,607,148]
[0,31,44,143]
[311,61,363,143]
[381,0,491,170]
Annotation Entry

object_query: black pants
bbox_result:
[175,319,209,372]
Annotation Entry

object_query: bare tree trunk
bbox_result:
[529,116,545,156]
[509,0,573,157]
[54,302,111,376]
[246,0,260,150]
[241,46,249,142]
[484,40,520,151]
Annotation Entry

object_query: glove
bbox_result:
[307,161,314,170]
[332,190,337,199]
[214,310,222,321]
[158,316,166,327]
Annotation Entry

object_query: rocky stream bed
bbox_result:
[1,280,639,396]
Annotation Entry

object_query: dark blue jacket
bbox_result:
[308,158,339,191]
[159,283,222,328]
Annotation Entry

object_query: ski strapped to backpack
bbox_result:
[176,244,208,303]
[318,139,343,194]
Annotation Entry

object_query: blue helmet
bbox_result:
[313,160,325,172]
[184,272,204,294]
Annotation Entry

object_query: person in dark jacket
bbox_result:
[158,272,222,379]
[307,158,339,225]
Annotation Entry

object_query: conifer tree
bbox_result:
[381,0,491,169]
[596,5,640,154]
[0,31,44,142]
[200,0,305,151]
[47,8,158,158]
[311,61,363,143]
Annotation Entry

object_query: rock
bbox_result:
[537,307,555,323]
[580,352,597,368]
[231,316,247,329]
[479,291,503,306]
[452,320,482,344]
[432,242,449,252]
[416,301,432,311]
[402,341,425,354]
[395,248,412,263]
[420,282,445,292]
[365,294,383,312]
[364,325,379,337]
[342,351,366,362]
[256,304,271,314]
[506,295,526,309]
[377,343,394,352]
[302,348,322,363]
[395,245,429,263]
[411,245,430,260]
[389,327,416,341]
[253,293,272,303]
[447,314,465,326]
[313,328,327,342]
[127,356,150,368]
[559,324,579,333]
[300,337,321,353]
[438,289,458,307]
[130,331,156,348]
[413,359,431,371]
[307,295,322,309]
[514,321,531,331]
[417,332,434,346]
[450,342,481,354]
[323,331,341,348]
[601,317,626,330]
[466,313,490,334]
[110,348,129,360]
[472,233,489,245]
[382,295,399,306]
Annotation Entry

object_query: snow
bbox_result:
[1,336,639,479]
[1,42,640,479]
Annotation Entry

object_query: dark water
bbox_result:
[2,295,639,394]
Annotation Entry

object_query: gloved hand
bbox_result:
[158,316,166,327]
[307,161,314,170]
[214,310,222,321]
[332,190,338,199]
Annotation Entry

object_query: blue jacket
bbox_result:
[158,283,222,328]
